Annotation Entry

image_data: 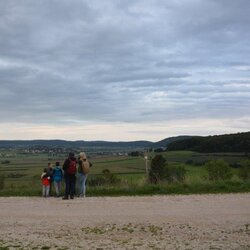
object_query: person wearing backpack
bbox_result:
[77,152,92,198]
[62,152,77,200]
[53,161,63,197]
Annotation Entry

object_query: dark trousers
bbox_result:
[64,174,76,198]
[49,179,53,195]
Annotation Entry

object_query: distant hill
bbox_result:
[167,132,250,153]
[0,132,249,152]
[0,136,193,150]
[152,136,192,148]
[0,139,153,149]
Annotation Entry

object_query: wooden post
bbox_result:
[144,149,149,175]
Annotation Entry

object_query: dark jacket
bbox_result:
[63,156,77,175]
[46,167,53,179]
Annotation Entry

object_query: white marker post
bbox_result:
[144,155,148,175]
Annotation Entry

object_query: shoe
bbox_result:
[70,195,74,199]
[62,196,69,200]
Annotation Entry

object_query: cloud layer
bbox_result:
[0,0,249,140]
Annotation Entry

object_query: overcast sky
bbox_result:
[0,0,249,141]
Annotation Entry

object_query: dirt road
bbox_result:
[0,193,249,249]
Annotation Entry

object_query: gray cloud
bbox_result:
[0,0,249,135]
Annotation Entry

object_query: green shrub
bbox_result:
[238,160,250,180]
[165,165,186,183]
[186,159,193,165]
[1,160,10,164]
[88,169,120,186]
[149,155,186,184]
[102,169,120,185]
[205,159,232,181]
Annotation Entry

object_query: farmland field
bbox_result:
[0,149,249,196]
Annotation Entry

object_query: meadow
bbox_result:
[0,149,249,196]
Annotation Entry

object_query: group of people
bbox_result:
[41,152,92,199]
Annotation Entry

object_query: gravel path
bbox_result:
[0,193,249,249]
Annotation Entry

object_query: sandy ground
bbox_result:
[0,194,249,250]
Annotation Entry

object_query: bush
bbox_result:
[165,165,186,183]
[238,160,250,180]
[88,169,120,187]
[230,162,241,168]
[154,148,165,153]
[129,151,141,157]
[205,159,232,181]
[149,155,186,184]
[102,169,119,184]
[186,159,193,165]
[1,160,10,164]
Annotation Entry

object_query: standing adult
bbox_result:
[53,161,63,197]
[46,162,53,196]
[77,152,92,198]
[62,152,77,200]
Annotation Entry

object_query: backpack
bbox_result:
[41,173,50,186]
[78,160,90,174]
[42,176,50,186]
[67,159,77,175]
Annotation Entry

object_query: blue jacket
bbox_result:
[53,167,63,182]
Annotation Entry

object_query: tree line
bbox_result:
[167,132,250,153]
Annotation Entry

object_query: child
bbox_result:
[53,161,63,197]
[41,168,50,197]
[46,162,53,195]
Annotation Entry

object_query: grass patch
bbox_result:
[1,175,249,197]
[85,180,250,196]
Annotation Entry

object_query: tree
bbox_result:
[149,155,167,184]
[129,151,140,157]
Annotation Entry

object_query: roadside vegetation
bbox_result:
[0,150,249,196]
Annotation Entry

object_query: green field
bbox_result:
[0,150,249,196]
